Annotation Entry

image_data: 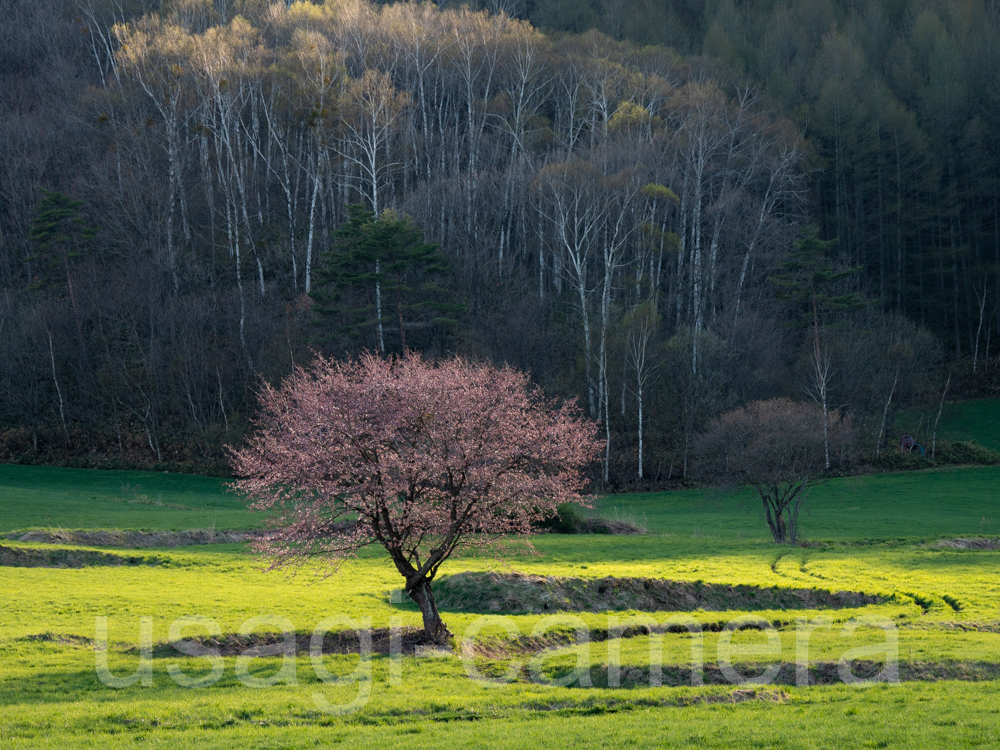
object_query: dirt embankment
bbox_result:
[586,660,1000,688]
[931,537,1000,550]
[433,571,886,614]
[2,529,252,548]
[0,544,164,568]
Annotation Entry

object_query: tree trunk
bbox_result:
[395,285,407,352]
[788,500,800,547]
[931,374,951,459]
[760,492,788,544]
[811,296,831,469]
[637,380,643,480]
[47,328,70,447]
[305,169,320,294]
[407,579,451,643]
[876,369,898,457]
[766,509,786,544]
[375,260,385,355]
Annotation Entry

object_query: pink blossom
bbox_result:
[230,352,600,641]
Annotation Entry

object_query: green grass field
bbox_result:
[0,465,255,533]
[2,462,1000,748]
[898,397,1000,452]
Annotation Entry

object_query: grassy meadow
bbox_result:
[2,457,1000,748]
[0,465,255,532]
[898,397,1000,453]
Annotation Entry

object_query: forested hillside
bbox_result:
[0,0,996,484]
[520,0,1000,352]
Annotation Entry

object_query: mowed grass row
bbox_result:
[2,535,999,636]
[2,461,1000,748]
[4,627,1000,748]
[4,663,998,750]
[4,611,1000,748]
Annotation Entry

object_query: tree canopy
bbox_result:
[0,0,991,485]
[311,204,460,354]
[230,353,599,641]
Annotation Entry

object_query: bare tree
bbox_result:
[0,0,814,482]
[537,159,609,417]
[623,300,660,479]
[697,399,855,544]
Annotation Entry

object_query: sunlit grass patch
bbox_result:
[3,463,1000,748]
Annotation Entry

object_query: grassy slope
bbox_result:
[933,399,1000,451]
[897,397,1000,452]
[596,466,1000,539]
[0,465,256,532]
[2,464,1000,748]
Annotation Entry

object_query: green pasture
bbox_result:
[897,397,1000,452]
[0,465,254,533]
[3,461,999,541]
[2,462,1000,748]
[595,466,1000,540]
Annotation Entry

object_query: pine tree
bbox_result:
[311,205,461,353]
[770,228,864,468]
[28,189,97,294]
[28,189,98,363]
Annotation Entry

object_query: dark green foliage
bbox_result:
[530,0,597,34]
[870,440,1000,470]
[770,228,865,328]
[938,440,1000,466]
[528,0,1000,358]
[27,189,96,292]
[535,502,585,533]
[311,205,461,353]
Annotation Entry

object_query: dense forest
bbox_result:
[522,0,1000,352]
[0,0,997,485]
